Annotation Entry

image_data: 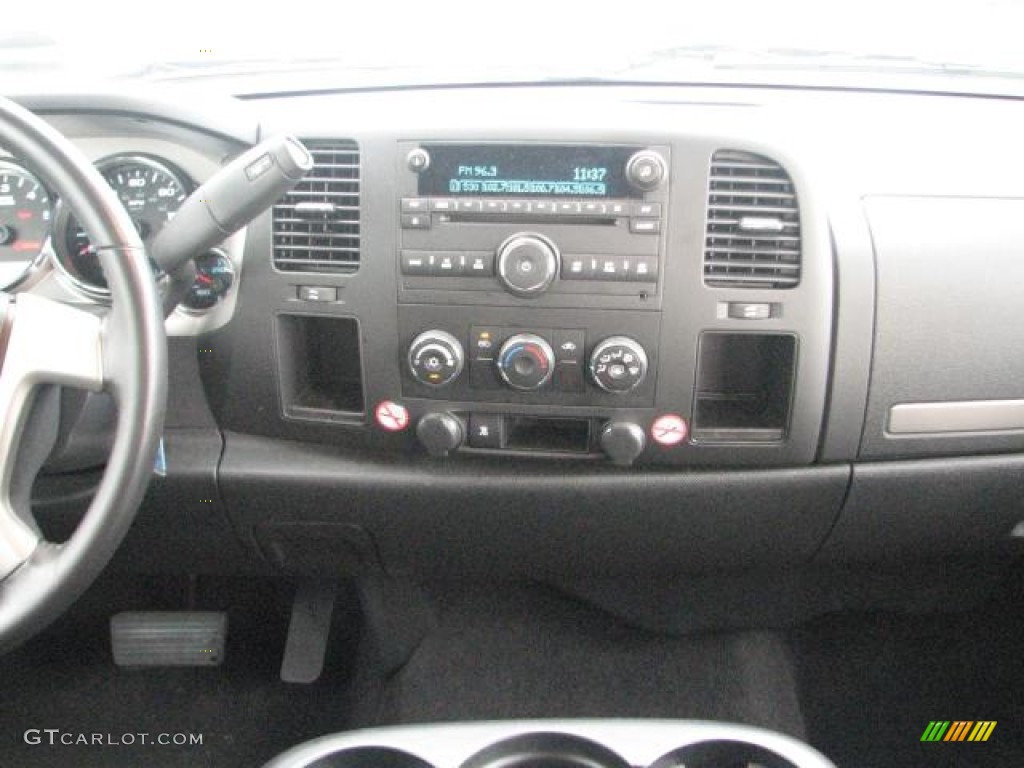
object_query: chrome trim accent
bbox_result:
[888,399,1024,435]
[262,720,837,768]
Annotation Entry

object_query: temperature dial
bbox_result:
[408,330,465,388]
[496,333,555,391]
[589,336,648,394]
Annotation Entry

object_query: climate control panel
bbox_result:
[401,321,653,405]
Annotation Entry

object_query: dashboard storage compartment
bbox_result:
[692,333,796,443]
[277,314,365,421]
[862,197,1024,458]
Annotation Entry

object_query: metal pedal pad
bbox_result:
[110,611,227,667]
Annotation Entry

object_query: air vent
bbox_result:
[704,150,801,288]
[273,140,360,274]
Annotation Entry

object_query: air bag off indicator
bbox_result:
[651,414,688,447]
[375,401,410,432]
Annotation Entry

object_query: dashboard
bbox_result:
[8,83,1024,580]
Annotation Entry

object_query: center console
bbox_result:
[231,121,834,470]
[262,721,836,768]
[393,142,671,464]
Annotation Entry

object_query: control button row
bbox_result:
[561,255,659,282]
[401,250,495,277]
[401,198,660,218]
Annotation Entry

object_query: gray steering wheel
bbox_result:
[0,96,166,652]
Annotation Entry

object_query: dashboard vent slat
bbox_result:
[704,150,801,289]
[273,140,361,274]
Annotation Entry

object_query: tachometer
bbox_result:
[53,155,190,296]
[0,160,53,290]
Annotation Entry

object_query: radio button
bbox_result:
[436,254,458,274]
[431,198,456,212]
[562,256,587,280]
[401,198,430,212]
[630,256,659,282]
[401,250,430,275]
[465,252,495,276]
[629,218,661,234]
[608,201,630,216]
[633,202,662,217]
[596,258,621,279]
[582,201,607,215]
[507,200,531,214]
[533,201,557,214]
[484,199,508,213]
[456,199,483,212]
[401,213,431,230]
[557,201,582,215]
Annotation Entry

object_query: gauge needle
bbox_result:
[196,273,214,285]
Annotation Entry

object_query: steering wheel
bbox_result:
[0,96,166,652]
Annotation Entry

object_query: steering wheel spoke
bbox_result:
[0,292,104,579]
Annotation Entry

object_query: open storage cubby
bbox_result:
[692,332,796,443]
[277,314,365,421]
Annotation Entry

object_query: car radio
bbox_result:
[397,142,670,304]
[394,142,670,461]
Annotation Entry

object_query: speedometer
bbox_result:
[53,155,190,296]
[0,160,53,290]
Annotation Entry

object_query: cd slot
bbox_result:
[444,213,618,226]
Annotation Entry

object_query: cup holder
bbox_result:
[460,733,632,768]
[650,741,800,768]
[305,746,436,768]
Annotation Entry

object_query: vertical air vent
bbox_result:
[273,140,360,273]
[704,150,801,288]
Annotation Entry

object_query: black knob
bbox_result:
[416,412,464,457]
[599,422,646,466]
[589,336,648,394]
[496,233,559,297]
[408,330,465,388]
[625,150,667,191]
[496,333,556,391]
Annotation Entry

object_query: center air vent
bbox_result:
[273,140,360,273]
[704,150,801,288]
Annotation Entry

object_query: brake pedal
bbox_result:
[111,611,227,667]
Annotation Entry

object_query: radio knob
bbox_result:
[496,233,559,297]
[590,336,649,394]
[408,330,465,388]
[625,150,667,192]
[496,333,556,391]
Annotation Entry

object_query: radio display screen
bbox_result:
[418,144,639,198]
